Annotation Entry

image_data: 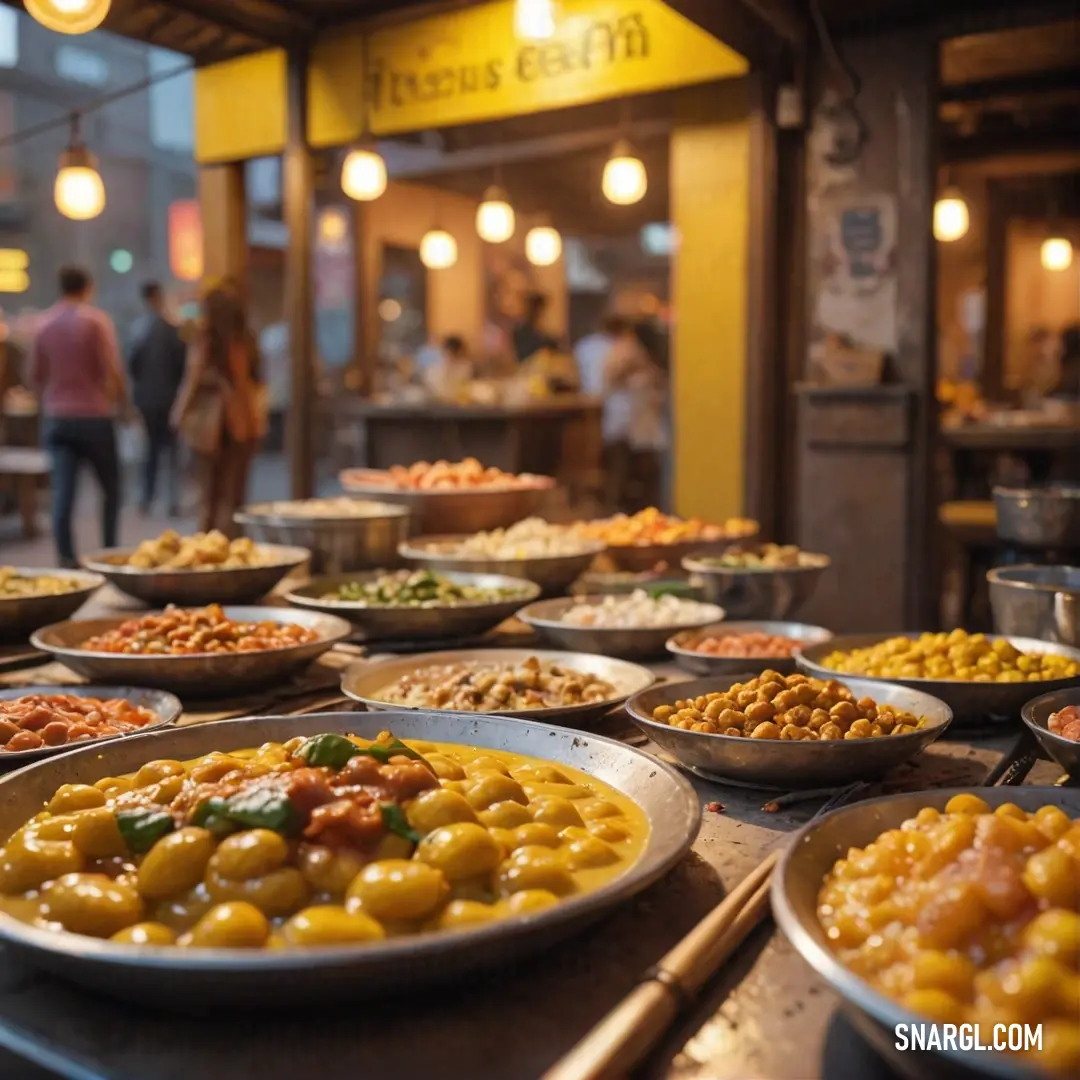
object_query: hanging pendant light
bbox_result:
[420,230,458,270]
[525,225,562,267]
[602,139,647,206]
[26,0,110,35]
[342,144,387,202]
[55,115,105,221]
[1041,236,1073,272]
[476,185,515,244]
[342,34,386,202]
[933,185,969,242]
[514,0,555,40]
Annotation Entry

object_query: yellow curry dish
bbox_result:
[0,567,85,600]
[0,731,648,950]
[817,793,1080,1076]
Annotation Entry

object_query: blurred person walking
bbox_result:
[171,283,265,535]
[127,282,187,516]
[30,266,130,567]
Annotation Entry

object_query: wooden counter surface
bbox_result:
[0,589,1063,1080]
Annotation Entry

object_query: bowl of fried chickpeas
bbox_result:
[798,630,1080,726]
[773,787,1080,1080]
[625,671,951,788]
[82,530,310,606]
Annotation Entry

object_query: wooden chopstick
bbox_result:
[543,849,779,1080]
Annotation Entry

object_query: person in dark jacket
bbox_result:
[512,292,559,363]
[127,281,187,515]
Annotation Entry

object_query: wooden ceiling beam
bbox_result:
[153,0,315,47]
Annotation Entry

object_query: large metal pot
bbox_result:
[993,484,1080,549]
[988,564,1080,647]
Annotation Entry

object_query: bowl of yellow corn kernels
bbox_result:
[797,630,1080,727]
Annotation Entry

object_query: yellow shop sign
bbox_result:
[308,0,747,146]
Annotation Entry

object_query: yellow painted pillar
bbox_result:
[670,85,750,521]
[197,163,247,285]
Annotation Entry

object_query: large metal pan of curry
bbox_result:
[0,711,699,1008]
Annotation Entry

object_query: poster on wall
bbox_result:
[812,192,898,356]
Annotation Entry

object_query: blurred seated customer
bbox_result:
[1052,323,1080,400]
[422,335,474,402]
[512,292,559,364]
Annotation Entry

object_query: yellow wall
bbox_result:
[194,51,286,164]
[358,182,566,365]
[670,90,750,520]
[1005,218,1080,389]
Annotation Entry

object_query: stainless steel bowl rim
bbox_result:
[400,535,608,562]
[683,553,832,575]
[29,605,353,663]
[625,675,953,749]
[234,500,411,527]
[0,710,698,970]
[665,620,834,662]
[772,786,1080,1080]
[0,567,106,603]
[518,594,724,634]
[285,569,541,611]
[0,685,183,762]
[80,544,311,576]
[987,564,1080,593]
[342,647,656,719]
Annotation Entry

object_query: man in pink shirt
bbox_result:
[30,266,130,566]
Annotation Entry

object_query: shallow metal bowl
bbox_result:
[797,633,1080,726]
[682,553,831,620]
[0,685,182,767]
[0,567,104,644]
[339,472,556,536]
[518,595,724,660]
[234,500,410,575]
[80,544,310,606]
[0,710,699,1007]
[666,620,834,676]
[773,786,1080,1080]
[342,647,656,727]
[30,606,352,698]
[1021,687,1080,778]
[993,483,1080,549]
[625,673,952,789]
[284,570,540,641]
[988,564,1080,648]
[399,535,606,598]
[602,533,757,574]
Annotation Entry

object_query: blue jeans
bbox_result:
[44,416,121,563]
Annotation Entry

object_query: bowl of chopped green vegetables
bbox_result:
[284,569,540,641]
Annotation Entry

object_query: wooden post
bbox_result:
[197,163,246,286]
[283,48,316,499]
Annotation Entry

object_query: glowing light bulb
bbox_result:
[420,230,457,270]
[514,0,555,40]
[341,147,387,202]
[476,187,515,243]
[603,141,647,206]
[26,0,110,35]
[525,226,562,267]
[55,148,105,221]
[317,208,349,249]
[1041,237,1073,272]
[933,188,969,242]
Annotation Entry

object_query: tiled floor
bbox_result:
[0,452,300,568]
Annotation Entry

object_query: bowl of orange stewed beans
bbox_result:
[666,620,833,676]
[773,787,1080,1080]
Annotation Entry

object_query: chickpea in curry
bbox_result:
[817,794,1080,1076]
[0,731,648,949]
